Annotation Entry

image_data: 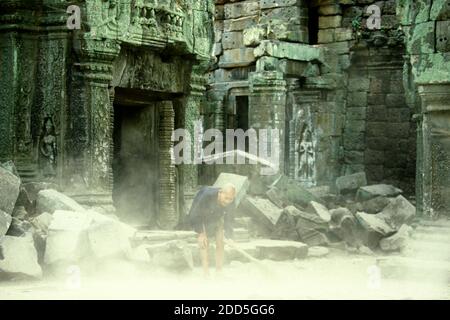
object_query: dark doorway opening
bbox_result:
[112,100,160,227]
[308,6,319,45]
[235,96,250,152]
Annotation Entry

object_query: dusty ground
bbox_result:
[0,249,448,300]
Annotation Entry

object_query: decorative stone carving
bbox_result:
[293,108,316,186]
[39,116,57,179]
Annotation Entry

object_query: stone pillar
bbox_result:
[0,33,17,162]
[249,71,287,176]
[158,101,177,229]
[68,38,120,205]
[417,84,450,217]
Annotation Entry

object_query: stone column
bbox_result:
[249,71,287,176]
[0,33,17,162]
[68,38,120,206]
[417,84,450,217]
[158,101,177,229]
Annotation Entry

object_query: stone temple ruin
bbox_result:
[0,0,450,289]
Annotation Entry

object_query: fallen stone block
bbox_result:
[271,175,321,208]
[36,189,85,215]
[145,241,194,272]
[6,217,34,237]
[12,206,28,220]
[380,224,413,252]
[0,210,12,237]
[30,212,53,233]
[88,220,133,259]
[213,172,250,207]
[308,246,330,257]
[0,236,42,279]
[379,195,416,230]
[241,196,283,231]
[22,182,59,203]
[329,207,363,248]
[0,166,21,215]
[271,209,300,241]
[293,207,330,246]
[355,212,395,236]
[266,187,291,208]
[44,210,92,265]
[356,184,403,201]
[253,239,308,261]
[360,196,391,214]
[0,160,19,177]
[306,201,331,223]
[335,172,367,194]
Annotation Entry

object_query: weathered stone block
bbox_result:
[224,15,259,31]
[243,27,265,47]
[213,173,250,207]
[319,4,342,16]
[254,40,325,63]
[348,91,368,108]
[145,240,194,272]
[306,201,331,223]
[356,184,403,202]
[361,196,391,214]
[0,166,21,216]
[253,239,308,261]
[224,1,259,19]
[355,212,395,236]
[260,0,302,9]
[222,31,244,49]
[219,48,256,68]
[346,107,367,120]
[0,236,42,279]
[30,212,53,233]
[44,210,92,265]
[335,172,367,194]
[272,175,321,207]
[0,209,12,238]
[335,28,354,41]
[379,195,416,230]
[380,224,412,252]
[349,77,370,92]
[36,189,85,215]
[241,196,283,231]
[318,29,335,43]
[319,15,342,29]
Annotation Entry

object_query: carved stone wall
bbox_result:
[0,0,215,226]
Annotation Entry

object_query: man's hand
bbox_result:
[198,232,208,249]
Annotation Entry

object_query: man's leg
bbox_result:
[215,221,225,272]
[198,232,209,276]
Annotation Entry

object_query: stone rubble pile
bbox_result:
[0,161,140,280]
[0,160,417,280]
[238,171,417,255]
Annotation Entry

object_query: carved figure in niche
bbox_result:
[293,109,315,184]
[297,129,314,181]
[39,117,57,179]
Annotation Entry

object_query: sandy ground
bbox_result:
[0,250,449,300]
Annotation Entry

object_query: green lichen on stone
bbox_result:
[414,53,450,84]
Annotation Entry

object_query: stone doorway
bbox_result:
[112,98,160,227]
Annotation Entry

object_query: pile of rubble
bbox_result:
[0,161,141,280]
[241,171,416,255]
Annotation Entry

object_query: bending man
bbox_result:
[188,183,236,277]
